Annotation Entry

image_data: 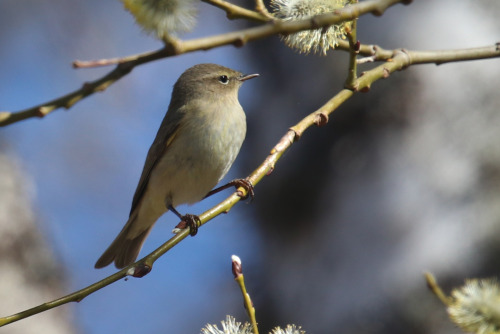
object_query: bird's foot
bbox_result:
[169,205,201,236]
[230,178,255,201]
[182,214,201,236]
[204,178,255,201]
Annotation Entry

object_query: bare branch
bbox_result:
[0,0,408,127]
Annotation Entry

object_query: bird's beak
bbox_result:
[238,73,259,81]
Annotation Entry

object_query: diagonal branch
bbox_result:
[1,42,500,327]
[0,0,409,127]
[0,49,168,127]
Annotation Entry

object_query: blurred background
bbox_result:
[1,0,500,333]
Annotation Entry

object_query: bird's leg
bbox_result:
[168,205,201,236]
[204,178,255,201]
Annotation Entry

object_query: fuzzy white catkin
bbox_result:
[270,324,306,334]
[448,279,500,334]
[201,316,305,334]
[121,0,198,39]
[201,316,253,334]
[270,0,351,55]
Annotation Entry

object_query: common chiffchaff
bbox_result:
[95,63,258,269]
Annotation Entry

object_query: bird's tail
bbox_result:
[95,214,152,269]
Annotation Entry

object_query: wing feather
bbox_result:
[129,105,187,215]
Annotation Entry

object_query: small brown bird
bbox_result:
[95,64,258,269]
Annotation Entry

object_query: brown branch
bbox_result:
[2,41,499,326]
[0,0,409,127]
[1,0,406,127]
[2,41,499,129]
[406,43,500,65]
[0,63,131,126]
[425,272,453,306]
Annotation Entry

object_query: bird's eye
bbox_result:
[218,75,229,84]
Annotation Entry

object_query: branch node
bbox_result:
[349,84,359,92]
[360,85,371,93]
[353,40,361,53]
[255,0,275,20]
[382,67,390,78]
[314,112,329,127]
[233,36,247,48]
[163,37,183,56]
[117,61,135,75]
[37,107,51,118]
[395,49,412,68]
[310,17,321,29]
[82,82,94,93]
[130,263,152,278]
[290,128,301,141]
[271,129,297,156]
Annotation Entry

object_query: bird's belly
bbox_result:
[148,124,244,208]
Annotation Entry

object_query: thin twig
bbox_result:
[337,39,393,59]
[0,267,130,326]
[232,256,259,334]
[76,0,400,69]
[254,0,275,19]
[425,272,453,306]
[357,55,376,64]
[202,0,268,21]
